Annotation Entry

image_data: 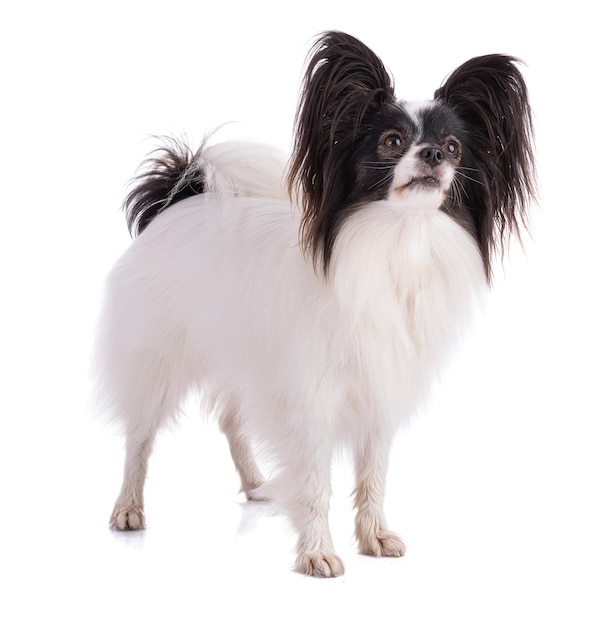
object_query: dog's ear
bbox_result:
[435,55,537,279]
[288,31,395,273]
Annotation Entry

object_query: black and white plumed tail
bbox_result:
[123,138,206,237]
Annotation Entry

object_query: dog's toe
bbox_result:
[377,532,406,557]
[360,530,406,557]
[110,506,146,530]
[297,551,345,578]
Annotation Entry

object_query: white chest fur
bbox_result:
[330,200,486,422]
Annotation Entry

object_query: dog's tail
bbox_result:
[123,137,288,237]
[123,137,205,237]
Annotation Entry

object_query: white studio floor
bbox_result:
[3,279,602,626]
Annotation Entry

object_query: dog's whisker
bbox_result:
[457,169,484,183]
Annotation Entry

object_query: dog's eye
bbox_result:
[446,140,460,155]
[384,133,403,149]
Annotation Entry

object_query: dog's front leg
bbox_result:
[282,448,344,577]
[353,435,406,558]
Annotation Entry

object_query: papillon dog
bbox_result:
[95,31,536,577]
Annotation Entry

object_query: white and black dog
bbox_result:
[94,31,536,576]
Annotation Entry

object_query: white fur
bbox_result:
[392,144,456,202]
[95,141,485,577]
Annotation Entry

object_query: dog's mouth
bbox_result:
[402,175,440,190]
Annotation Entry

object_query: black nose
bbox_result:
[419,146,444,166]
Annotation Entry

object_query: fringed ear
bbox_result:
[435,55,537,281]
[287,31,395,273]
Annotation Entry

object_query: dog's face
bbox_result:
[289,32,535,278]
[352,101,465,211]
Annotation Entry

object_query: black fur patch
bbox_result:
[123,138,205,237]
[288,32,536,280]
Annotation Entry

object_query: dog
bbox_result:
[94,31,536,577]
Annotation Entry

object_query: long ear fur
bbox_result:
[287,31,395,274]
[435,55,537,280]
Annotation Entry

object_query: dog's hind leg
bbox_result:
[108,348,190,530]
[219,400,265,500]
[110,435,154,530]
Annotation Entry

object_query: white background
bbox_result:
[1,1,601,625]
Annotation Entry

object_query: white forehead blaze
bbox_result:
[400,100,436,134]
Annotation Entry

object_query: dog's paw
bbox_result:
[296,551,345,578]
[359,530,406,558]
[246,482,272,502]
[110,505,146,530]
